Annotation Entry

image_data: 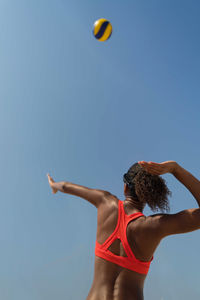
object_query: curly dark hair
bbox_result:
[123,163,172,212]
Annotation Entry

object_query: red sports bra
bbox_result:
[95,200,153,275]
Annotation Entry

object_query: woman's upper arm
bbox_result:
[153,208,200,238]
[64,182,111,208]
[81,188,111,208]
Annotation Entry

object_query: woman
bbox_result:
[47,160,200,300]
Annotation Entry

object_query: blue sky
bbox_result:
[0,0,200,299]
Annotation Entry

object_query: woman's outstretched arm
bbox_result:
[47,174,110,208]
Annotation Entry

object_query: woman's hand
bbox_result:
[47,174,58,194]
[138,161,178,175]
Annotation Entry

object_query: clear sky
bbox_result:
[0,0,200,299]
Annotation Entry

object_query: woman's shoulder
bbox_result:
[99,191,120,212]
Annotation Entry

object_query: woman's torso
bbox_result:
[86,194,161,300]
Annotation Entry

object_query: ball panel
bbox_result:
[95,21,109,40]
[98,23,112,41]
[93,18,107,36]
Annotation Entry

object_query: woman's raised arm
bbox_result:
[138,161,200,237]
[138,161,200,207]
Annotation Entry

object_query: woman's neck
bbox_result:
[124,195,144,213]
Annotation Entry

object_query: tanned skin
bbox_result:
[47,161,200,300]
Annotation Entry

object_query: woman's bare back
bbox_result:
[86,195,161,300]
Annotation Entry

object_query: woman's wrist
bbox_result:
[170,161,179,175]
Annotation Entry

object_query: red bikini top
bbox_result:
[95,200,153,275]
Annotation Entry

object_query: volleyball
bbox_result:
[93,19,112,42]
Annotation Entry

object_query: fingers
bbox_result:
[138,161,163,175]
[47,174,57,194]
[47,174,51,183]
[47,173,53,180]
